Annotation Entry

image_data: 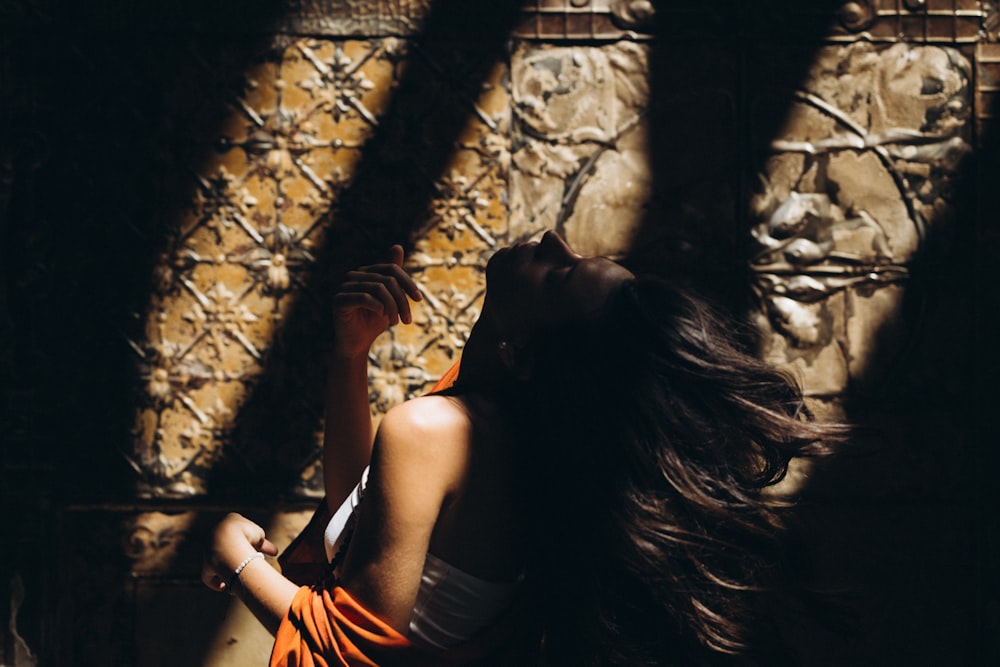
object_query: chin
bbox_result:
[485,246,509,281]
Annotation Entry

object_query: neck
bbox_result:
[455,314,517,394]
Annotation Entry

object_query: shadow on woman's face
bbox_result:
[485,231,635,340]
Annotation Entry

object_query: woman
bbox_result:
[202,231,834,666]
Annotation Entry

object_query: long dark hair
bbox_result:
[516,276,840,666]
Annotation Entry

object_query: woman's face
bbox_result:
[485,231,634,339]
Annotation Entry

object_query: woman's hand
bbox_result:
[202,512,278,594]
[332,244,422,359]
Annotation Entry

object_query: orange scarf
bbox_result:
[270,584,537,667]
[270,362,539,666]
[270,585,420,667]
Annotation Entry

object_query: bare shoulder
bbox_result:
[374,396,472,489]
[379,395,471,443]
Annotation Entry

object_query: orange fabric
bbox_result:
[270,586,426,667]
[429,360,461,394]
[270,583,539,667]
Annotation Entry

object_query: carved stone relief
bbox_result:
[124,512,199,574]
[751,42,971,396]
[510,41,651,256]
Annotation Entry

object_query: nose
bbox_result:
[539,230,579,261]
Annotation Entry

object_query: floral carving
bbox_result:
[426,171,495,246]
[130,36,509,497]
[297,42,379,124]
[751,43,971,393]
[367,336,431,414]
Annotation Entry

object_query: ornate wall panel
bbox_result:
[751,41,972,398]
[830,0,983,43]
[514,0,656,40]
[40,1,436,35]
[510,41,651,256]
[977,42,1000,140]
[130,37,401,498]
[374,55,510,412]
[127,37,510,499]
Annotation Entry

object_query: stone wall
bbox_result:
[1,1,997,664]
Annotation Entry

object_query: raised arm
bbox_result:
[325,245,421,512]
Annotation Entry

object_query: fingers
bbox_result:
[201,566,227,593]
[333,276,411,324]
[202,512,266,594]
[238,519,267,547]
[388,244,404,268]
[201,548,232,593]
[354,261,422,302]
[339,276,406,325]
[259,538,279,557]
[339,262,421,325]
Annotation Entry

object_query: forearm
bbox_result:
[323,244,420,513]
[231,555,300,635]
[323,351,374,513]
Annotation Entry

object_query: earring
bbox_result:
[497,340,516,368]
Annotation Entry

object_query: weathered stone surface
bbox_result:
[987,1,1000,41]
[510,41,651,256]
[976,43,1000,141]
[751,42,972,396]
[12,1,435,35]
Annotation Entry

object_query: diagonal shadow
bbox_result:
[175,2,526,665]
[200,5,996,663]
[626,2,992,665]
[629,0,850,311]
[5,1,525,663]
[2,4,297,664]
[776,49,998,666]
[212,0,526,499]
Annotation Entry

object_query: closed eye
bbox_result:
[545,263,578,288]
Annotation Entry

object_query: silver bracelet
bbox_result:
[228,552,265,593]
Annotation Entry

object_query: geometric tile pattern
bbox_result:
[830,0,983,43]
[512,0,986,44]
[513,0,657,41]
[127,38,509,498]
